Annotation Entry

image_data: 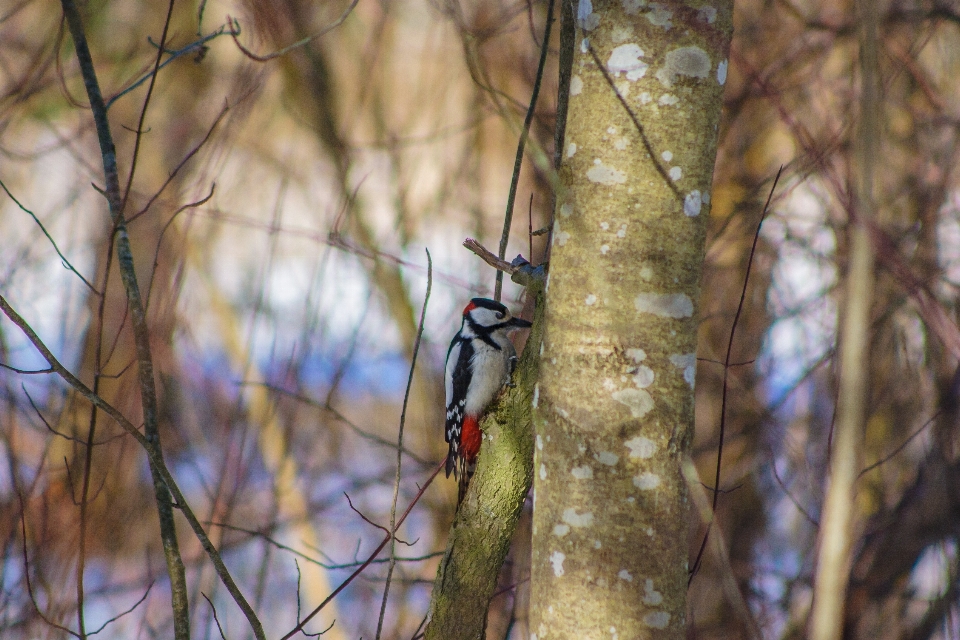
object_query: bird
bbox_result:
[444,297,532,503]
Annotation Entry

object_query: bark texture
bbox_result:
[530,2,733,638]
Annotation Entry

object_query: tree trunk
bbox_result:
[530,2,733,637]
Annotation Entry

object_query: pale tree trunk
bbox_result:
[530,2,733,638]
[810,0,879,638]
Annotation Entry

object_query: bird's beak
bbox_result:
[509,317,533,329]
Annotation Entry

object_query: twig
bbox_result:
[463,238,520,275]
[0,178,98,294]
[228,0,360,62]
[202,593,227,640]
[584,43,683,204]
[495,0,554,302]
[858,411,940,478]
[279,462,445,640]
[376,249,432,640]
[104,25,234,110]
[690,166,782,584]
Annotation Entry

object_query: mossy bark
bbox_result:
[530,2,733,638]
[425,266,546,640]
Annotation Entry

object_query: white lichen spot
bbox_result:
[618,569,634,582]
[625,435,657,459]
[536,434,544,450]
[600,221,609,230]
[639,91,652,104]
[570,75,584,96]
[596,451,619,466]
[613,136,629,150]
[571,465,594,480]
[658,93,679,106]
[656,46,711,87]
[626,348,646,362]
[540,463,547,479]
[550,551,566,577]
[684,190,702,217]
[639,264,654,280]
[600,244,610,255]
[698,5,717,23]
[594,539,602,548]
[607,44,648,81]
[634,292,694,318]
[621,0,646,14]
[644,611,670,629]
[612,388,654,418]
[562,508,595,527]
[617,224,627,237]
[553,523,570,537]
[669,353,697,388]
[566,142,577,158]
[626,496,635,503]
[581,38,590,53]
[634,472,661,490]
[587,159,627,185]
[585,294,597,306]
[577,0,600,30]
[703,190,711,204]
[554,219,571,246]
[646,527,654,536]
[533,384,540,408]
[615,80,630,98]
[661,150,673,162]
[602,377,618,391]
[646,3,673,29]
[669,166,682,181]
[644,579,664,605]
[717,59,728,85]
[560,202,573,217]
[633,365,655,388]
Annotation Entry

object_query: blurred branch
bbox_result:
[228,0,360,62]
[280,462,446,640]
[495,0,554,301]
[377,249,432,640]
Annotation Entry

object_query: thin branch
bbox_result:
[463,238,520,275]
[87,583,154,636]
[858,411,940,478]
[691,167,782,584]
[279,462,445,640]
[201,593,227,640]
[495,0,554,301]
[0,294,264,640]
[0,178,98,294]
[376,249,432,640]
[104,25,234,110]
[228,0,360,62]
[585,43,683,204]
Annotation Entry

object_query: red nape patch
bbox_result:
[462,301,477,316]
[460,416,482,463]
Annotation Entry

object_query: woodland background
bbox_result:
[1,0,959,638]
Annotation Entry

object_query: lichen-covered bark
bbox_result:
[425,266,546,640]
[530,2,733,638]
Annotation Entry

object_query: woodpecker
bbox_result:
[444,297,532,496]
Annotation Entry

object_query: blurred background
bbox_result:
[1,0,960,638]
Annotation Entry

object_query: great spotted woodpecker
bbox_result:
[444,298,532,495]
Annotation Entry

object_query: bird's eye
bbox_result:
[496,311,505,319]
